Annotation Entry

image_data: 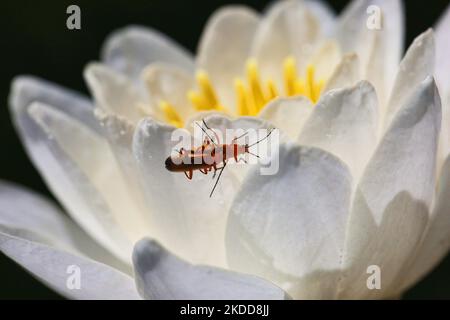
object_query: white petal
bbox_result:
[251,0,321,86]
[0,180,131,273]
[259,96,313,140]
[438,91,450,173]
[338,77,441,299]
[24,102,133,262]
[101,26,194,81]
[197,6,260,108]
[9,78,133,262]
[142,63,195,120]
[334,0,369,52]
[436,6,450,167]
[435,4,450,94]
[0,232,140,300]
[132,117,237,267]
[336,0,404,105]
[385,30,435,127]
[324,53,361,92]
[9,76,99,133]
[132,238,289,300]
[84,63,144,123]
[309,40,341,81]
[226,144,353,299]
[299,81,378,180]
[398,156,450,292]
[30,102,146,243]
[304,0,336,37]
[365,0,404,105]
[94,110,156,241]
[183,111,227,130]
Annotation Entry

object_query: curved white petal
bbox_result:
[309,40,341,81]
[101,26,194,81]
[0,232,140,300]
[385,30,435,127]
[23,102,134,262]
[259,96,313,140]
[398,156,450,292]
[438,89,450,178]
[226,144,353,299]
[197,6,260,108]
[84,63,144,123]
[365,0,404,105]
[132,238,289,300]
[93,110,157,242]
[324,53,360,92]
[132,117,240,267]
[299,81,378,180]
[338,77,441,299]
[9,78,134,262]
[435,6,450,167]
[435,4,450,94]
[336,0,404,105]
[29,102,146,245]
[142,63,195,120]
[251,0,321,86]
[183,111,227,130]
[334,0,369,53]
[304,0,336,37]
[0,180,131,273]
[9,76,99,133]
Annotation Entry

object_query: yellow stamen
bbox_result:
[159,101,183,128]
[306,65,316,102]
[283,56,297,96]
[295,80,306,96]
[188,90,210,111]
[196,70,219,108]
[187,70,229,114]
[266,79,278,101]
[246,59,266,113]
[314,80,325,103]
[179,56,328,121]
[235,79,248,116]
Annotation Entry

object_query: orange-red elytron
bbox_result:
[165,120,274,197]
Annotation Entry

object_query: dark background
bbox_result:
[0,0,449,299]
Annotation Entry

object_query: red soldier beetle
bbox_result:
[165,119,275,197]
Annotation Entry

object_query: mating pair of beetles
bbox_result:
[165,120,275,197]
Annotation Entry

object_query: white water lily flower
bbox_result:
[2,0,450,300]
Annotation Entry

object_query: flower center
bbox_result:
[160,56,326,127]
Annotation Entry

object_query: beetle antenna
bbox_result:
[232,131,249,143]
[203,119,221,145]
[246,151,260,158]
[196,121,218,146]
[248,128,275,148]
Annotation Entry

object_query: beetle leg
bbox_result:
[212,165,224,179]
[237,157,248,164]
[211,163,217,178]
[184,170,193,180]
